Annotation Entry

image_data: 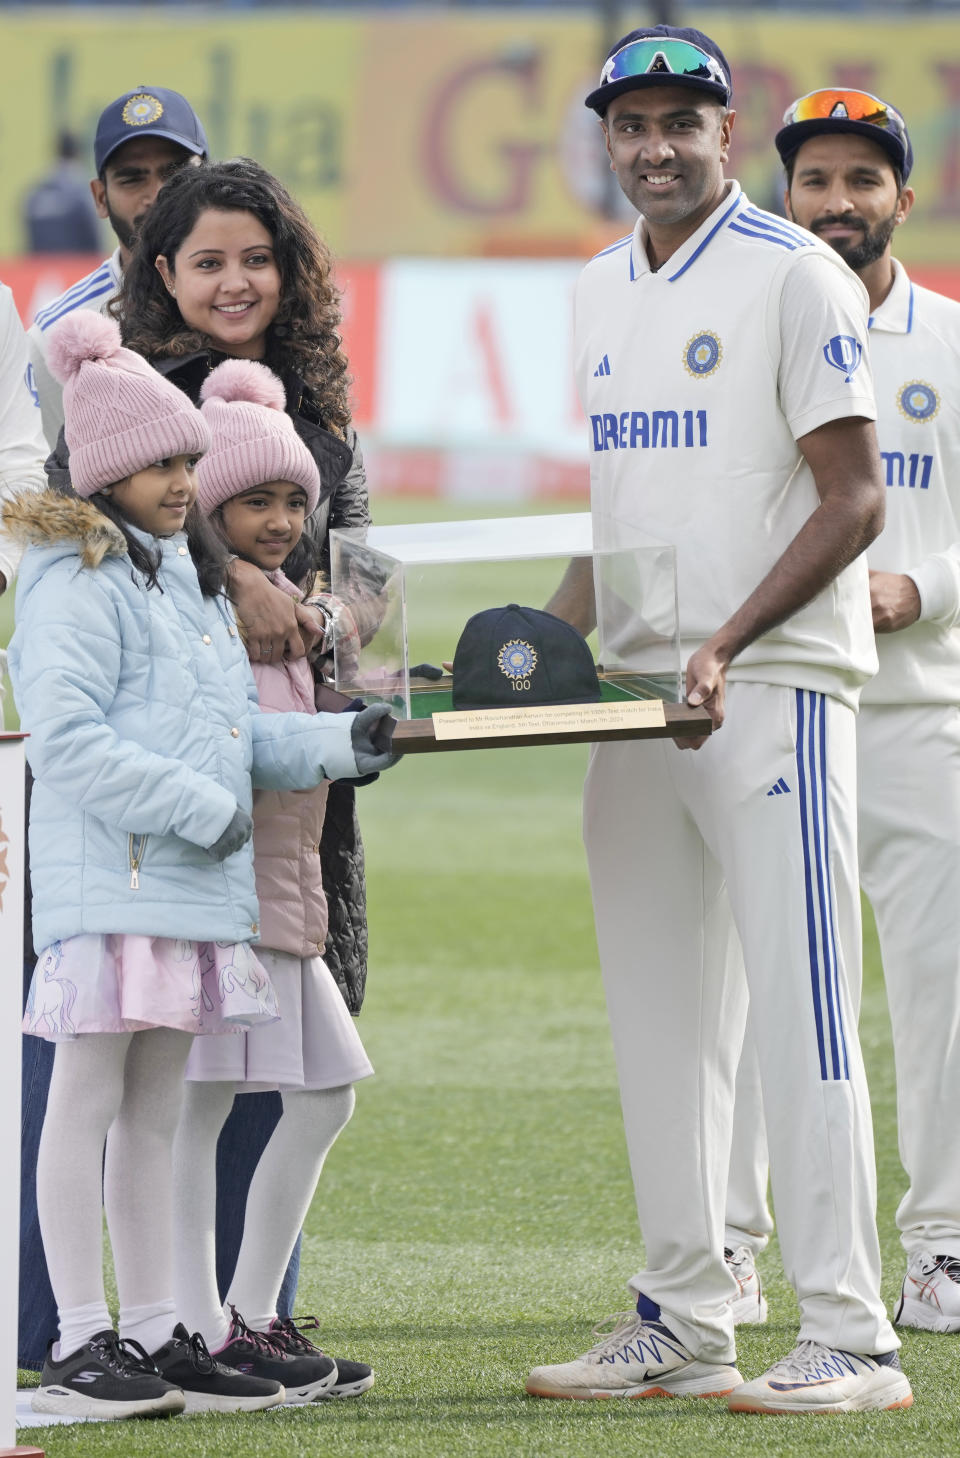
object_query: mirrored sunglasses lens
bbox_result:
[790,90,896,131]
[609,39,720,85]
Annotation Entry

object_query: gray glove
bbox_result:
[350,703,399,775]
[205,808,254,861]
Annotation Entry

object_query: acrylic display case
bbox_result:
[328,512,710,752]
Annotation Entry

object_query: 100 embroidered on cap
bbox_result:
[451,604,601,710]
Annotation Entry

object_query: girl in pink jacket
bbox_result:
[174,359,375,1401]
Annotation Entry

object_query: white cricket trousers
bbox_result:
[727,701,960,1263]
[583,681,896,1363]
[859,702,960,1258]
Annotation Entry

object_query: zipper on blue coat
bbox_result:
[129,832,147,890]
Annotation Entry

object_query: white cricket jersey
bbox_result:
[0,283,47,586]
[27,248,122,448]
[575,181,878,709]
[861,259,960,705]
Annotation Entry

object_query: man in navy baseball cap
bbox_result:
[91,86,208,256]
[94,85,208,175]
[585,25,732,115]
[775,88,912,185]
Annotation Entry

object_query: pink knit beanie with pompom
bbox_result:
[47,311,210,497]
[195,359,321,517]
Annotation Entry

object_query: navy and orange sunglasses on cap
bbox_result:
[775,88,913,182]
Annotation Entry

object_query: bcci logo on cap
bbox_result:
[498,639,538,690]
[122,94,164,128]
[823,334,863,384]
[898,381,940,423]
[684,332,722,378]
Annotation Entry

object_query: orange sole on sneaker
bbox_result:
[728,1392,914,1416]
[525,1382,741,1401]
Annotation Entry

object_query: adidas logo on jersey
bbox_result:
[767,777,791,796]
[593,354,611,377]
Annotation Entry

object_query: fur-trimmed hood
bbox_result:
[2,488,126,569]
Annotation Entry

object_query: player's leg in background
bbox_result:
[724,1022,773,1325]
[859,703,960,1324]
[19,987,58,1368]
[717,683,895,1356]
[725,1024,772,1259]
[582,735,747,1365]
[215,1091,300,1316]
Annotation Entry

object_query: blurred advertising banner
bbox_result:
[3,9,960,264]
[7,250,960,501]
[3,253,589,499]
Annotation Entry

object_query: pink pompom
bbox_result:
[200,358,286,412]
[47,311,123,385]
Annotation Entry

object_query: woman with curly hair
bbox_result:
[119,157,361,595]
[113,159,376,1389]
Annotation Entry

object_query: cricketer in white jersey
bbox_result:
[526,25,912,1418]
[0,284,47,590]
[727,90,960,1337]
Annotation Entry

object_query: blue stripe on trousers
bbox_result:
[795,689,849,1081]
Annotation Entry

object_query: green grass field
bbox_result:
[10,500,954,1456]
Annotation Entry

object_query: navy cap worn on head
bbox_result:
[452,604,602,712]
[94,86,208,174]
[775,89,913,183]
[585,26,732,116]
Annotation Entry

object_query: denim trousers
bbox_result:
[18,958,300,1369]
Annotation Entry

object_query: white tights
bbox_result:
[36,1027,194,1358]
[173,1082,355,1348]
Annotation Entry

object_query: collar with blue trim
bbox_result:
[867,257,914,335]
[629,179,742,283]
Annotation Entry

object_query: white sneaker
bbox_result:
[728,1340,913,1414]
[896,1251,960,1332]
[725,1246,768,1325]
[525,1311,743,1401]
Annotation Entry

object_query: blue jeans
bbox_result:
[18,958,300,1369]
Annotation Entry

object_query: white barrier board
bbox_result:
[0,735,25,1449]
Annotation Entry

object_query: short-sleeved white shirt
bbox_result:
[861,259,960,705]
[0,283,47,586]
[575,181,878,707]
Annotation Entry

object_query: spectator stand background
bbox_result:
[4,4,960,499]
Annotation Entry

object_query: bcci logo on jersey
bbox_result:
[822,335,863,384]
[683,332,722,378]
[897,381,940,423]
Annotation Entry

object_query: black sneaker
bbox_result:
[215,1306,336,1403]
[32,1329,185,1420]
[271,1315,374,1399]
[151,1324,285,1413]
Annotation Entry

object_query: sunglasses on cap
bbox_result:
[782,89,907,144]
[600,37,729,93]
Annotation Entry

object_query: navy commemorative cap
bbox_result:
[95,86,208,173]
[585,26,732,116]
[775,89,913,183]
[452,604,601,711]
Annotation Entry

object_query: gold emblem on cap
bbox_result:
[122,94,164,128]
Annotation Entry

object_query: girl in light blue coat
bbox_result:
[4,312,394,1422]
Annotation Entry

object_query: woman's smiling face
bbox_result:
[156,208,282,360]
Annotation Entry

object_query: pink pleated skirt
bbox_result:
[24,934,280,1042]
[185,947,373,1091]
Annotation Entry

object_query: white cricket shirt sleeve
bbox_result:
[907,549,960,627]
[778,253,876,440]
[0,284,47,588]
